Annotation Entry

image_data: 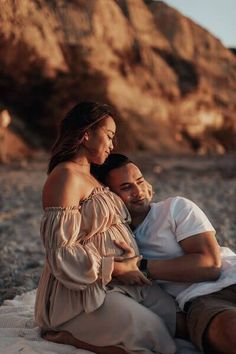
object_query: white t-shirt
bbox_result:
[134,196,236,309]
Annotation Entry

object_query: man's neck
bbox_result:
[130,206,150,229]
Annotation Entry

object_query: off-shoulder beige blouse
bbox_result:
[35,187,139,330]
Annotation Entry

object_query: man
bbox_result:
[92,154,236,354]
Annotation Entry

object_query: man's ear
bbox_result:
[145,179,154,199]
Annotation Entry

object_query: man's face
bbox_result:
[107,163,152,216]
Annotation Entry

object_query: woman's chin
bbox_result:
[92,156,107,165]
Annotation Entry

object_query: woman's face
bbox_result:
[85,116,116,164]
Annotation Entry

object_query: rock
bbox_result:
[0,0,236,156]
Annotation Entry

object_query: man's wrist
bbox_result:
[139,258,152,279]
[140,258,148,271]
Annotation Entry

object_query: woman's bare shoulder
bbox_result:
[42,163,88,208]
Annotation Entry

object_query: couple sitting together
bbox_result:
[35,101,236,354]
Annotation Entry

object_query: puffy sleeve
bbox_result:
[170,197,215,243]
[40,208,114,291]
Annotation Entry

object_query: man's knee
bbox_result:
[208,310,236,338]
[206,310,236,352]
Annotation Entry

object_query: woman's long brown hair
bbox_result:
[47,101,117,174]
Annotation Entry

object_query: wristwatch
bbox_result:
[140,258,148,271]
[139,258,151,279]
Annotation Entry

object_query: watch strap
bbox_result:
[139,258,148,271]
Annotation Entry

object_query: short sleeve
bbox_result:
[41,208,114,291]
[170,197,215,243]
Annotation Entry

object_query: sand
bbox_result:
[0,153,235,304]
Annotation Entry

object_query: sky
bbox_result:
[163,0,236,48]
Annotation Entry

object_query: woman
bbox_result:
[35,101,177,354]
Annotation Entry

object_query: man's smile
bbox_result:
[131,197,146,204]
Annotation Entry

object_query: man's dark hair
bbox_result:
[91,153,132,185]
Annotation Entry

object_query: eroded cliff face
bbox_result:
[0,0,236,156]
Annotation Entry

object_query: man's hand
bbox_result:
[113,255,151,286]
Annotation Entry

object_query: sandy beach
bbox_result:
[0,153,235,304]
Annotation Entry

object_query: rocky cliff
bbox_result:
[0,0,236,157]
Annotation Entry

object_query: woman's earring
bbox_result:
[84,132,89,141]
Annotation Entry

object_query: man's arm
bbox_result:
[147,231,222,282]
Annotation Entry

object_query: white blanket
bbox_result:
[0,290,199,354]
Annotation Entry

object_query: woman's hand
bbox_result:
[113,255,151,286]
[113,240,136,261]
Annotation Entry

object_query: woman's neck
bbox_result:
[69,156,90,174]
